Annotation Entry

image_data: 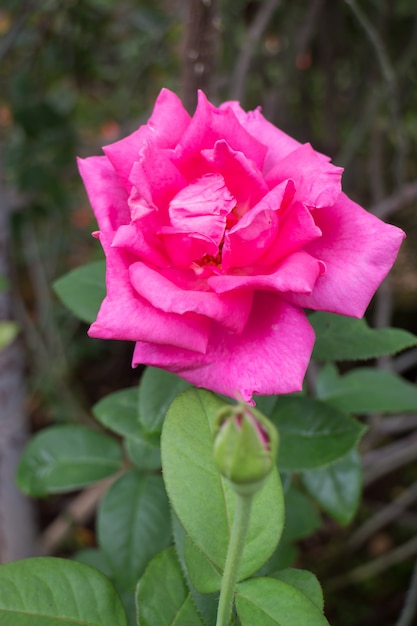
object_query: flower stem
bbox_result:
[216,492,254,626]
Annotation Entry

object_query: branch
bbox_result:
[370,180,417,220]
[229,0,281,102]
[328,534,417,591]
[37,474,121,556]
[343,0,406,186]
[349,479,417,549]
[363,433,417,486]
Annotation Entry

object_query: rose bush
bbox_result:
[78,89,404,402]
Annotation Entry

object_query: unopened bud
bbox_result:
[213,404,278,495]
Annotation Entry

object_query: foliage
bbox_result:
[1,1,417,625]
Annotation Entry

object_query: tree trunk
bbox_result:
[0,160,37,562]
[181,0,219,113]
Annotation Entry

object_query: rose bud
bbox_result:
[213,404,278,495]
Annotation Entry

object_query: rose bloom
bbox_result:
[78,89,404,402]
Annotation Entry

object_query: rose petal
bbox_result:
[219,102,301,174]
[222,180,295,270]
[158,228,219,269]
[264,143,343,208]
[129,261,253,333]
[258,200,322,266]
[112,219,170,268]
[103,88,191,186]
[168,173,236,246]
[128,143,187,213]
[201,140,268,214]
[209,251,324,295]
[89,232,210,352]
[77,156,130,232]
[172,91,268,181]
[132,292,315,402]
[284,193,406,316]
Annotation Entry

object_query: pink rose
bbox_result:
[78,89,404,402]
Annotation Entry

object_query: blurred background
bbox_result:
[1,1,417,624]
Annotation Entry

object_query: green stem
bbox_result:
[216,492,254,626]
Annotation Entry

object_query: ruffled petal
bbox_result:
[89,232,210,352]
[168,173,236,246]
[132,293,315,402]
[112,219,170,268]
[219,102,301,174]
[158,227,219,268]
[222,180,295,269]
[209,251,324,295]
[77,156,130,232]
[264,143,343,208]
[128,143,187,213]
[129,262,253,333]
[172,91,268,181]
[258,200,322,266]
[103,88,191,185]
[201,140,268,215]
[284,194,406,316]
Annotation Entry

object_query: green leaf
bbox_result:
[124,434,161,471]
[0,321,18,350]
[317,364,417,414]
[161,388,284,588]
[283,484,321,542]
[138,366,191,434]
[73,548,112,578]
[257,541,299,574]
[16,425,122,496]
[136,547,205,626]
[270,569,324,611]
[0,557,127,626]
[74,550,136,626]
[171,514,219,626]
[311,312,417,361]
[183,530,222,593]
[93,387,141,438]
[236,577,330,626]
[93,387,161,470]
[53,260,105,323]
[270,396,365,472]
[98,470,171,591]
[301,449,362,525]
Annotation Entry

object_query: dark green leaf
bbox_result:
[53,260,105,324]
[283,485,321,542]
[301,449,362,525]
[257,541,299,574]
[138,366,191,434]
[0,557,127,626]
[73,548,112,578]
[271,396,365,471]
[93,387,161,469]
[161,388,284,587]
[136,547,205,626]
[124,434,161,470]
[93,387,141,438]
[17,425,122,496]
[236,577,330,625]
[317,364,417,414]
[311,312,417,361]
[98,470,171,591]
